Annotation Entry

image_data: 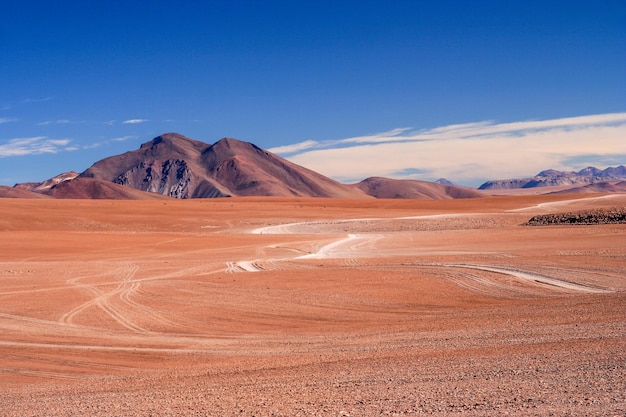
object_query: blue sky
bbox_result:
[1,1,625,186]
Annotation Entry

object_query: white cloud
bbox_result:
[0,117,18,124]
[275,113,626,186]
[122,118,149,124]
[84,135,138,149]
[268,140,319,154]
[0,137,72,157]
[37,119,74,126]
[83,142,103,149]
[112,135,138,142]
[22,97,53,104]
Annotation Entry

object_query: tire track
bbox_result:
[118,281,182,330]
[444,264,611,294]
[60,263,153,333]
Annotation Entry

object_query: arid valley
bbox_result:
[1,194,625,416]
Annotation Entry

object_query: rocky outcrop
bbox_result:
[526,207,626,225]
[113,159,194,198]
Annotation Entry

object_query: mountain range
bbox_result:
[478,166,626,190]
[3,133,480,200]
[2,133,625,199]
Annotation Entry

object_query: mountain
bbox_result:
[479,165,626,190]
[78,133,366,199]
[351,177,483,199]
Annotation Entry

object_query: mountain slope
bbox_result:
[46,178,172,200]
[352,177,483,199]
[550,181,626,194]
[0,186,52,199]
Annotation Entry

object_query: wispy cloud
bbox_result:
[268,140,319,154]
[22,97,53,104]
[84,135,139,149]
[37,119,76,126]
[274,113,626,186]
[0,117,18,124]
[0,137,73,157]
[122,118,149,124]
[111,135,138,142]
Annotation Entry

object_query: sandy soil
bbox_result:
[1,194,625,416]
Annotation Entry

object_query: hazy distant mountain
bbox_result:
[79,133,366,199]
[351,177,483,199]
[478,166,626,190]
[435,178,455,186]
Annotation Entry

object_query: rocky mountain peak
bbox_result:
[139,133,208,154]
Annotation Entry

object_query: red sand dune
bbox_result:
[1,194,625,416]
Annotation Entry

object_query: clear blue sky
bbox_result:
[1,1,625,186]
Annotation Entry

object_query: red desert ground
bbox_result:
[1,193,625,416]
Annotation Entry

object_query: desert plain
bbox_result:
[0,194,625,416]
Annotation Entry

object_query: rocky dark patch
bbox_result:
[526,207,626,225]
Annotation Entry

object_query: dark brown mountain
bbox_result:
[351,177,483,199]
[479,165,626,190]
[79,133,366,199]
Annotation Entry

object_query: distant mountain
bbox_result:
[435,178,455,186]
[351,177,483,199]
[79,133,366,199]
[478,165,626,190]
[13,171,79,193]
